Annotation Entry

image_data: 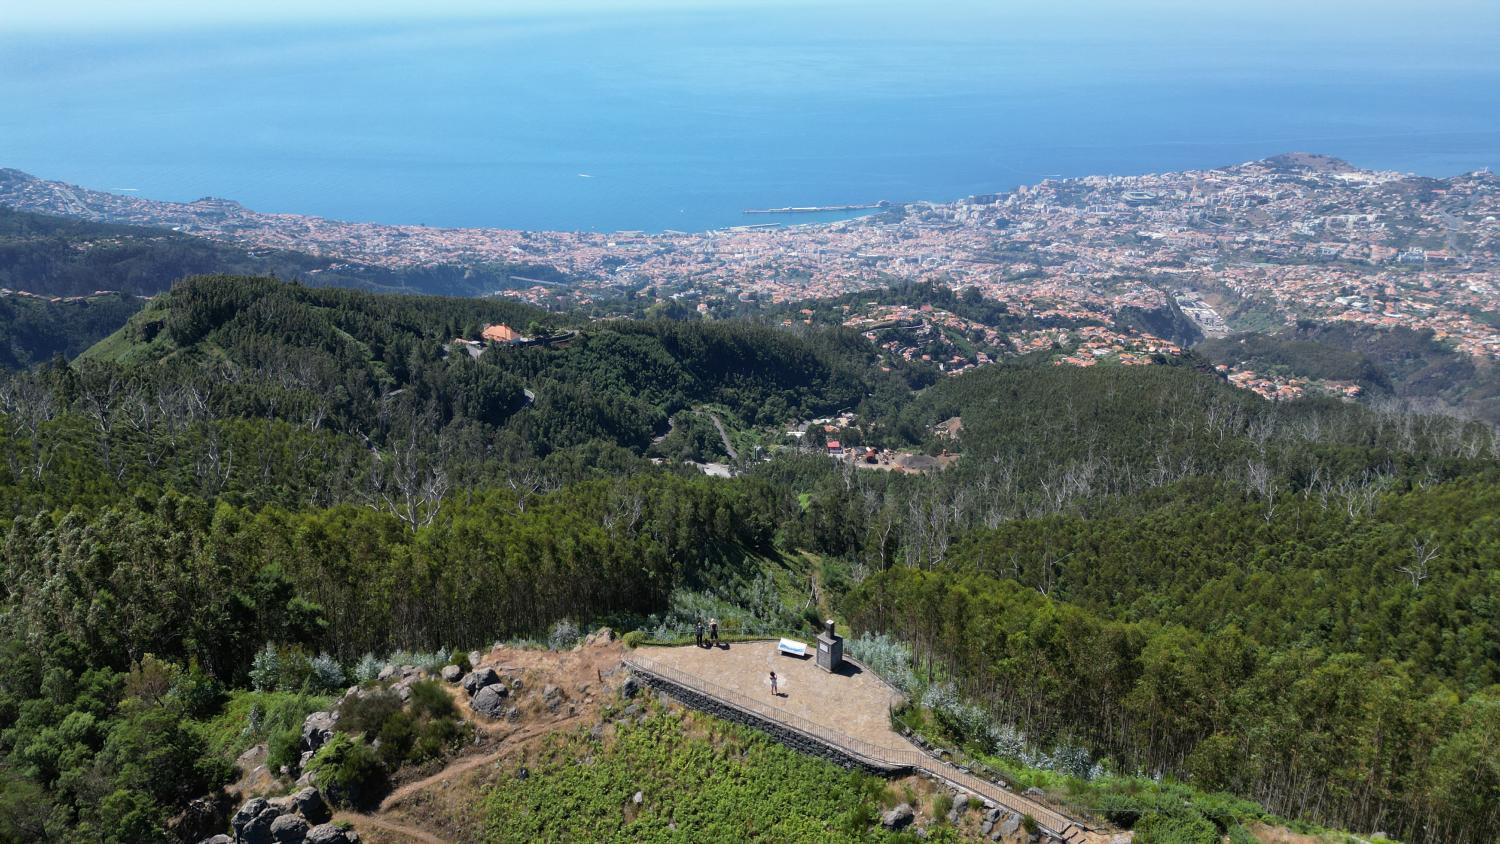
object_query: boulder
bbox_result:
[231,798,270,836]
[301,712,337,753]
[1023,786,1045,798]
[305,824,354,844]
[631,790,644,806]
[270,813,310,843]
[621,677,640,698]
[468,650,483,667]
[291,787,331,825]
[584,627,615,646]
[240,807,283,844]
[198,837,234,844]
[462,667,500,697]
[542,683,563,710]
[984,807,1002,822]
[441,664,463,683]
[999,813,1021,836]
[376,665,397,682]
[881,803,914,831]
[471,683,512,718]
[980,820,994,837]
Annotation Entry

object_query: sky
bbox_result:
[0,0,800,32]
[6,0,1499,35]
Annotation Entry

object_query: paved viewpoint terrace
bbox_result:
[635,639,902,744]
[627,641,1116,844]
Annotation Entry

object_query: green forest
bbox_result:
[0,275,1495,843]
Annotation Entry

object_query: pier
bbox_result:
[744,200,892,215]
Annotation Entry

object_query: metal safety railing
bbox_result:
[622,649,1083,839]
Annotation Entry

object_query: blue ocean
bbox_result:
[2,1,1498,232]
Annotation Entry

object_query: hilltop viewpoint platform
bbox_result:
[624,641,1112,843]
[632,639,901,748]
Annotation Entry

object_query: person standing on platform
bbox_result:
[695,620,704,648]
[769,671,778,696]
[709,618,719,647]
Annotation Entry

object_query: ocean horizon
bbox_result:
[3,1,1498,233]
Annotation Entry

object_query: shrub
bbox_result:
[407,681,454,721]
[353,654,383,684]
[309,734,387,809]
[336,690,404,737]
[169,665,224,718]
[932,793,953,821]
[266,727,304,775]
[548,619,580,651]
[840,802,877,835]
[249,644,281,692]
[622,631,646,649]
[374,710,416,769]
[281,650,319,691]
[308,653,347,693]
[410,717,463,764]
[1133,811,1219,844]
[844,632,917,691]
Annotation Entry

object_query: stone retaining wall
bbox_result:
[629,666,911,777]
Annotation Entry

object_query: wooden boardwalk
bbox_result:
[625,643,1118,844]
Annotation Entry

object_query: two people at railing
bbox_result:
[693,618,721,649]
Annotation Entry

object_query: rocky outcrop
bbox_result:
[881,803,914,830]
[471,683,511,718]
[542,683,564,712]
[301,712,337,755]
[290,787,331,825]
[305,825,359,844]
[461,667,499,696]
[227,789,351,844]
[999,813,1022,837]
[269,813,309,843]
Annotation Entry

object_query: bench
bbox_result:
[777,638,808,658]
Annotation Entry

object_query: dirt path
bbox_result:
[333,811,447,844]
[337,639,623,844]
[378,714,588,811]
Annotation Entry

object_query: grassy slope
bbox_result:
[482,705,946,843]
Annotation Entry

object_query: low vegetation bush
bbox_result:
[332,682,469,784]
[309,733,387,810]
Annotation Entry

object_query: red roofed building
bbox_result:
[481,324,525,344]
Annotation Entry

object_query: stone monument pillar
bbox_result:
[816,619,843,673]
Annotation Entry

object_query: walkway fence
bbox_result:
[623,650,1097,842]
